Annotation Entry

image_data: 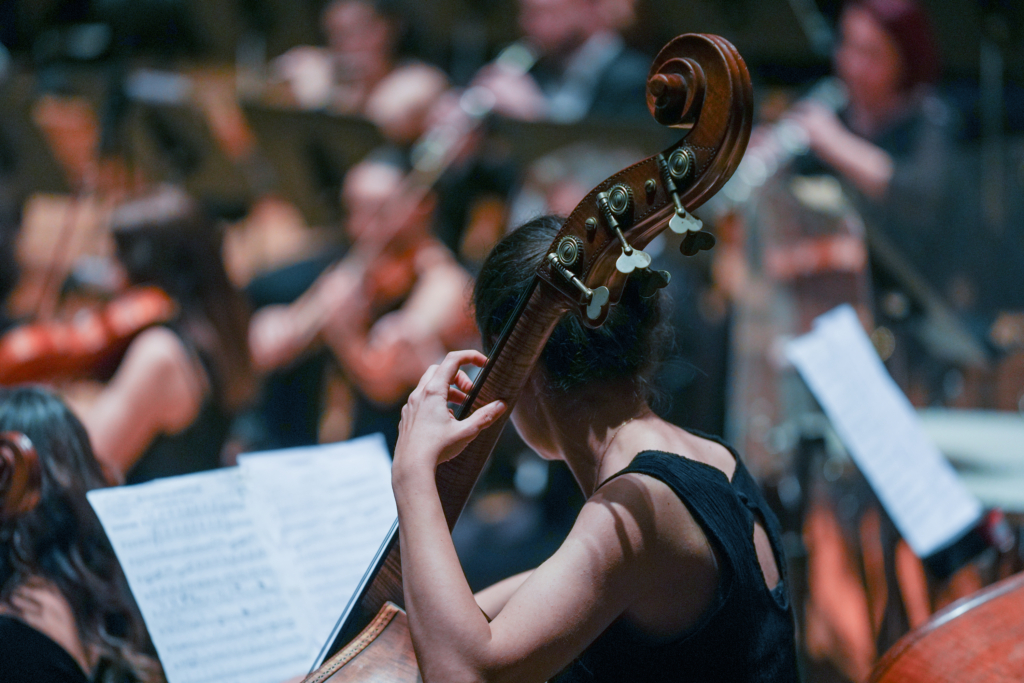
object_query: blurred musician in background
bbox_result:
[73,186,256,484]
[273,0,436,115]
[249,154,475,451]
[0,386,163,683]
[473,0,650,122]
[791,0,950,255]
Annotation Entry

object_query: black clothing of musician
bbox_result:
[529,32,651,122]
[552,446,798,682]
[0,615,92,683]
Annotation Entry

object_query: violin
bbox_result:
[0,286,177,385]
[302,32,752,682]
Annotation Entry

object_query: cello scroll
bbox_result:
[537,33,752,328]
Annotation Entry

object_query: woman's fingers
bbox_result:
[457,399,506,438]
[447,386,468,404]
[454,369,475,394]
[433,350,487,388]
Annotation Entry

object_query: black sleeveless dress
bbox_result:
[552,442,800,682]
[0,616,90,683]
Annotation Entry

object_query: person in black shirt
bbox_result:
[390,216,799,682]
[0,386,162,683]
[473,0,651,123]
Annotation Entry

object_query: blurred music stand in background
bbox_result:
[488,117,675,169]
[241,104,384,228]
[125,72,253,217]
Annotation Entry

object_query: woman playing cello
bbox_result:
[391,216,799,682]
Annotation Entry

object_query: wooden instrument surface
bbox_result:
[869,571,1024,682]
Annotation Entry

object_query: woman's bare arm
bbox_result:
[792,103,894,200]
[392,352,663,683]
[475,570,533,621]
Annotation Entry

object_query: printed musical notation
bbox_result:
[239,434,397,644]
[786,305,983,557]
[88,435,396,683]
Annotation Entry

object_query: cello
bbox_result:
[869,570,1024,682]
[302,33,753,682]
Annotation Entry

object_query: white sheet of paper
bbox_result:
[238,434,397,645]
[87,435,396,683]
[785,305,983,557]
[87,469,312,683]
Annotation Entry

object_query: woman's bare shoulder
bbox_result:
[114,327,208,430]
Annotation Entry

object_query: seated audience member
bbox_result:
[473,0,650,122]
[249,155,475,450]
[0,386,163,683]
[75,187,256,483]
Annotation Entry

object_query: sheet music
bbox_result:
[786,305,983,557]
[239,435,397,645]
[87,435,396,683]
[87,469,312,683]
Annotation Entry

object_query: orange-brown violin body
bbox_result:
[0,287,177,385]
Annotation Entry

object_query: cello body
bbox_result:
[303,32,753,682]
[869,571,1024,683]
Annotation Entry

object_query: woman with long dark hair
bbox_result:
[391,216,799,682]
[76,185,256,483]
[0,386,162,683]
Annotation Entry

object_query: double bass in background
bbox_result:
[302,32,766,683]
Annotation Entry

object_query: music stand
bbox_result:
[126,98,253,212]
[488,117,677,168]
[242,103,384,227]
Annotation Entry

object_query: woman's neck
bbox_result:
[543,380,654,497]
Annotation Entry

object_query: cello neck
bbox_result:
[316,278,569,664]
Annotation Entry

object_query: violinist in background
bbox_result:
[472,0,650,122]
[249,154,475,451]
[73,186,256,484]
[0,386,163,683]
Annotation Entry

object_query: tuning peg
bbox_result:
[585,286,610,320]
[669,209,703,234]
[637,268,672,298]
[546,249,610,321]
[596,189,651,274]
[616,249,652,274]
[657,150,704,234]
[680,230,716,256]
